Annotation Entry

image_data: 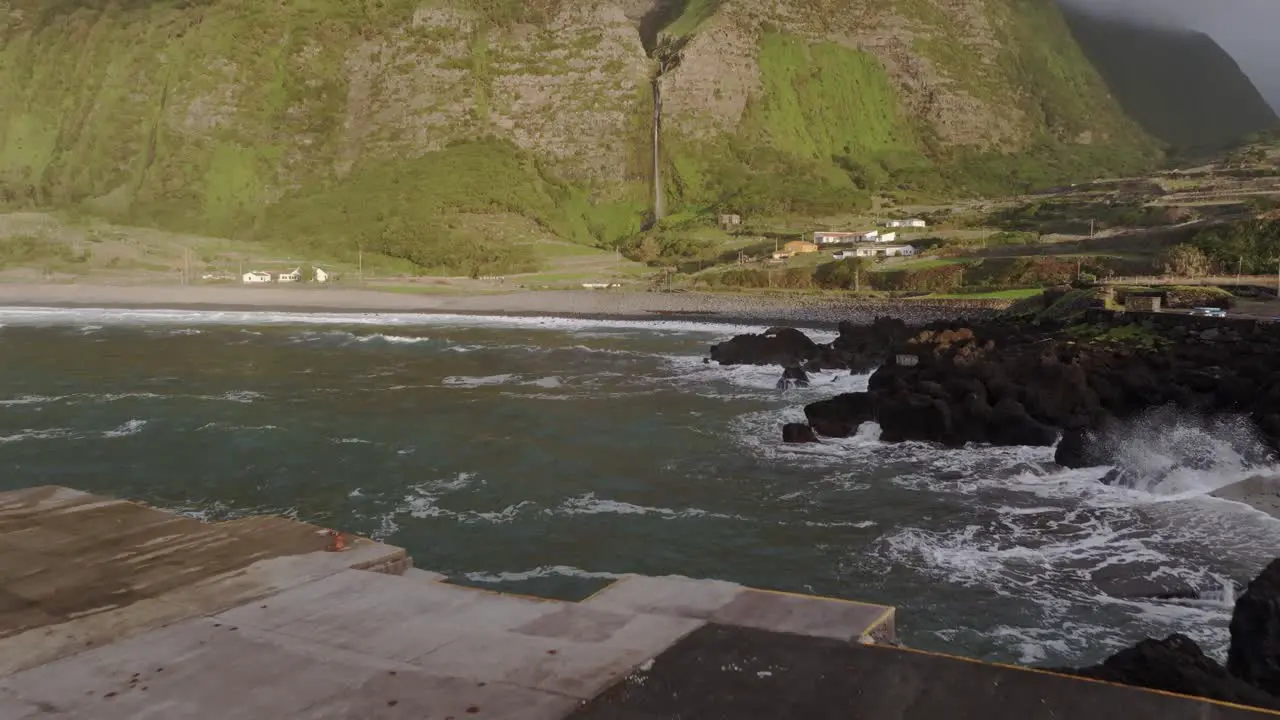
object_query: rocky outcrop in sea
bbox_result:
[1048,559,1280,710]
[709,310,1280,463]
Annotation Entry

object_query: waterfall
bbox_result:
[652,76,665,221]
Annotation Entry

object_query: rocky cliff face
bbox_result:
[1060,5,1279,152]
[0,0,1267,261]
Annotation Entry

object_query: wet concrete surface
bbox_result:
[568,624,1280,719]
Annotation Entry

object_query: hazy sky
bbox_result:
[1061,0,1280,110]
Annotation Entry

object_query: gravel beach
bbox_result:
[0,283,1003,328]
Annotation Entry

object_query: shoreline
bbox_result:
[0,283,1002,330]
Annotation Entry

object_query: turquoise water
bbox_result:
[2,306,1279,667]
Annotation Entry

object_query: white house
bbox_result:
[875,231,898,244]
[277,268,301,283]
[834,245,916,260]
[242,271,272,284]
[907,219,927,228]
[884,220,905,228]
[814,231,864,245]
[314,267,330,283]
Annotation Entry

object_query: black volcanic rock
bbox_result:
[777,366,810,390]
[1229,558,1280,696]
[1051,634,1280,711]
[804,392,874,439]
[1048,558,1280,710]
[710,327,818,368]
[711,317,907,373]
[782,423,819,444]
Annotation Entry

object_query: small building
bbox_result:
[314,267,330,283]
[718,214,742,229]
[242,271,272,284]
[813,231,862,245]
[1125,294,1162,313]
[885,220,906,228]
[771,251,793,260]
[277,268,301,283]
[881,245,916,257]
[875,231,898,244]
[783,240,819,254]
[907,219,927,228]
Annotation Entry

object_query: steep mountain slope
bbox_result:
[0,0,1255,270]
[1060,5,1279,152]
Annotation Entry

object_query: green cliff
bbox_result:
[0,0,1265,270]
[1060,6,1279,153]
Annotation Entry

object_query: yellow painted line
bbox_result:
[865,644,1280,716]
[863,606,895,636]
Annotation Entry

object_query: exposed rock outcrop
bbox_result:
[1229,559,1280,696]
[1051,559,1280,711]
[781,423,818,444]
[709,318,908,373]
[1053,634,1280,710]
[782,311,1280,454]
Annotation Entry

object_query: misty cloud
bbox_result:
[1059,0,1280,110]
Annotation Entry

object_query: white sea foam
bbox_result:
[102,419,147,438]
[0,428,73,443]
[553,492,737,520]
[394,472,532,525]
[0,306,774,338]
[462,566,625,584]
[355,334,434,345]
[442,374,517,388]
[196,423,279,432]
[0,394,65,407]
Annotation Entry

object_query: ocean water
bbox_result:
[2,305,1279,667]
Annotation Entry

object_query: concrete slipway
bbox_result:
[0,485,1274,719]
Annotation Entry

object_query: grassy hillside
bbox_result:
[0,0,652,273]
[1060,5,1279,152]
[0,0,1268,273]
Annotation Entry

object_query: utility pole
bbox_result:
[1089,219,1095,238]
[1237,257,1244,286]
[358,244,364,284]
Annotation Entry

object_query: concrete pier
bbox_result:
[1,485,1276,719]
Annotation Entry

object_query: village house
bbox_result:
[241,271,272,284]
[813,231,859,245]
[783,240,819,254]
[277,268,301,283]
[718,214,742,229]
[876,231,898,244]
[832,245,917,260]
[314,267,330,283]
[813,230,880,245]
[884,219,927,229]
